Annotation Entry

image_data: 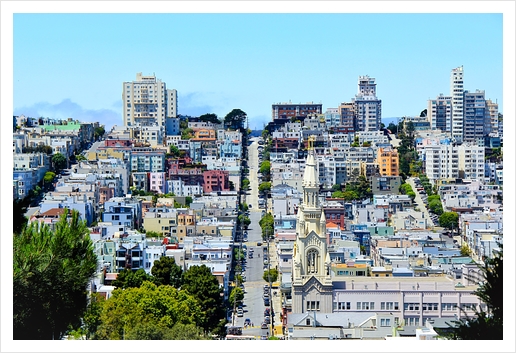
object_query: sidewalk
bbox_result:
[268,240,285,338]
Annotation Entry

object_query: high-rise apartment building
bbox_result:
[463,90,487,142]
[428,94,452,132]
[485,99,499,137]
[122,73,177,129]
[352,76,382,132]
[450,66,464,143]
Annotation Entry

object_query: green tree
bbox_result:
[169,144,181,157]
[263,268,279,283]
[387,122,398,134]
[238,214,251,229]
[181,265,225,334]
[94,126,105,140]
[440,246,502,340]
[259,160,271,181]
[259,213,274,240]
[112,268,152,289]
[151,256,183,288]
[229,287,244,307]
[439,212,459,230]
[145,230,161,238]
[199,113,221,124]
[224,109,247,131]
[428,199,443,215]
[181,127,194,139]
[82,292,105,340]
[460,243,473,257]
[52,152,67,172]
[13,199,29,234]
[96,282,204,340]
[13,209,97,340]
[258,181,271,194]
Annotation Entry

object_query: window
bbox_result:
[380,318,391,327]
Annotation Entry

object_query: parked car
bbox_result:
[237,308,244,317]
[244,318,251,326]
[261,323,268,329]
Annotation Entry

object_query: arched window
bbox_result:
[307,249,319,274]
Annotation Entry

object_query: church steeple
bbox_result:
[293,135,330,284]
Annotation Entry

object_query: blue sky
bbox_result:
[10,10,505,131]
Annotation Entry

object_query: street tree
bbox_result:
[13,209,97,339]
[238,214,251,229]
[439,212,459,230]
[229,287,244,307]
[258,181,271,194]
[263,268,279,283]
[52,152,67,172]
[259,213,274,240]
[151,256,183,288]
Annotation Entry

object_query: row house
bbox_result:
[130,147,166,172]
[271,162,304,193]
[39,192,95,226]
[104,196,143,230]
[356,131,389,146]
[371,175,402,196]
[130,124,165,147]
[143,207,178,237]
[13,153,50,199]
[270,183,302,217]
[165,179,203,197]
[203,170,230,193]
[323,108,341,128]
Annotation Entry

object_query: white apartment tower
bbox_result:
[123,73,177,129]
[450,66,464,143]
[353,76,382,132]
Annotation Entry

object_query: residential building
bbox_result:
[122,72,177,130]
[450,65,464,143]
[353,76,382,132]
[272,102,323,121]
[376,147,399,176]
[428,94,452,132]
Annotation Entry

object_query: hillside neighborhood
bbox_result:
[13,69,503,341]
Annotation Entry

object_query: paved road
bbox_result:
[405,176,435,228]
[231,138,272,338]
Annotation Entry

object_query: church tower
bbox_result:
[292,136,333,314]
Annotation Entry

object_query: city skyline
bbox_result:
[7,4,509,132]
[2,1,515,352]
